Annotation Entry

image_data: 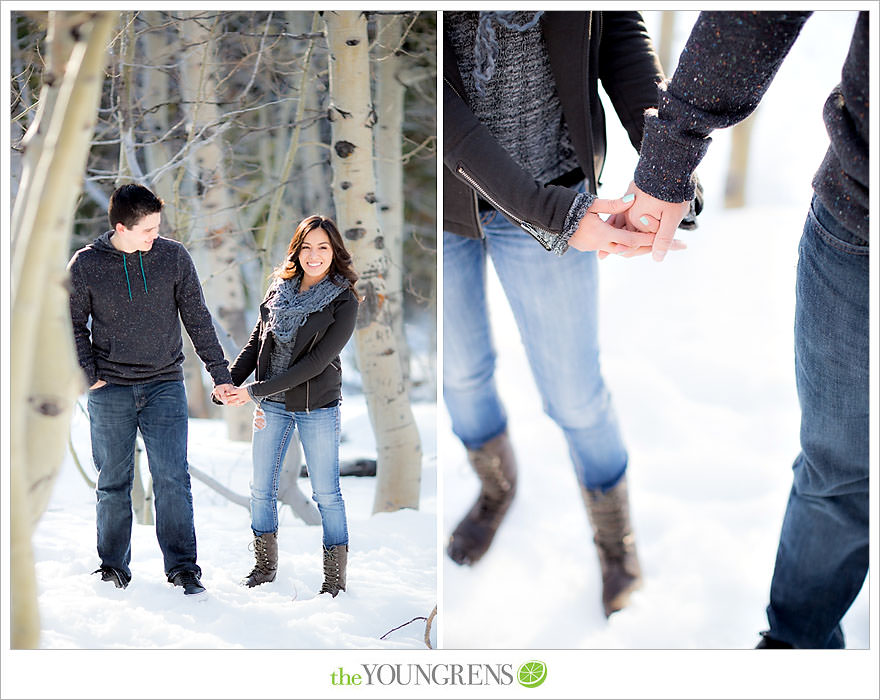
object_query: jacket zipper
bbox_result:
[444,77,486,240]
[456,165,556,251]
[583,12,599,193]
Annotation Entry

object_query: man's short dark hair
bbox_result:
[108,184,164,230]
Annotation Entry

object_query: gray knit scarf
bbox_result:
[473,11,544,96]
[265,273,346,344]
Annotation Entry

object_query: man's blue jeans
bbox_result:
[87,379,199,580]
[443,209,628,491]
[250,400,348,547]
[766,196,869,648]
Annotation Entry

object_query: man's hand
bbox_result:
[90,379,107,390]
[620,181,691,262]
[211,383,236,404]
[568,194,657,255]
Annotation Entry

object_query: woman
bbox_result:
[218,215,359,597]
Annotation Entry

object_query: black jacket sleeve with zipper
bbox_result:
[443,11,667,243]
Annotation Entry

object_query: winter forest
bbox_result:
[9,9,436,652]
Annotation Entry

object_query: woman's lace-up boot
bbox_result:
[242,531,278,587]
[581,475,643,617]
[319,544,348,597]
[447,431,518,566]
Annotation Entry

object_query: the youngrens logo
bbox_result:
[517,660,547,688]
[329,661,547,688]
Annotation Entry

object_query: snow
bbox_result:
[440,8,873,652]
[32,394,437,651]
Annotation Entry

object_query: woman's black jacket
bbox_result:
[444,11,688,247]
[230,285,359,412]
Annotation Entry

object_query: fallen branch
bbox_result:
[380,615,427,641]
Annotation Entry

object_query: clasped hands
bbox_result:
[212,383,252,407]
[569,181,691,262]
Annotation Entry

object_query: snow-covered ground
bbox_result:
[32,394,436,650]
[440,10,873,652]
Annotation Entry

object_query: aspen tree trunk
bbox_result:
[141,12,179,230]
[324,11,422,513]
[115,11,143,185]
[374,13,410,383]
[11,11,80,247]
[657,11,677,74]
[10,10,116,649]
[179,12,252,439]
[257,11,320,288]
[724,113,757,209]
[288,11,334,221]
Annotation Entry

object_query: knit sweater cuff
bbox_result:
[634,109,708,203]
[554,191,596,256]
[245,384,260,403]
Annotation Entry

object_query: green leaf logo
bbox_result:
[517,660,547,688]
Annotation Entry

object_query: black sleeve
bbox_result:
[634,11,811,203]
[598,11,666,152]
[443,31,578,245]
[230,317,261,386]
[249,293,358,398]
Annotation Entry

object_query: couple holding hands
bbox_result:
[443,11,867,648]
[68,184,358,599]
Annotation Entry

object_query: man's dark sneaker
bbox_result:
[92,566,130,589]
[756,631,793,648]
[169,570,206,596]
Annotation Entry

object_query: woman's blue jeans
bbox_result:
[250,400,348,547]
[766,196,869,648]
[87,379,199,580]
[442,207,628,491]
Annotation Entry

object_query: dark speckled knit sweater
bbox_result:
[634,11,868,245]
[67,231,233,387]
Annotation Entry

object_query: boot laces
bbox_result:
[320,548,341,593]
[471,451,513,495]
[248,536,273,575]
[589,493,634,559]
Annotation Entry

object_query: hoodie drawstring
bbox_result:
[138,252,148,295]
[122,252,149,301]
[122,254,133,301]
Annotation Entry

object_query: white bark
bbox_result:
[257,11,321,287]
[324,11,422,513]
[141,12,178,224]
[374,13,410,383]
[288,11,334,221]
[10,10,116,649]
[179,12,252,439]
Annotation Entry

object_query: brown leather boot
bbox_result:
[581,475,643,617]
[242,531,278,587]
[319,544,348,597]
[447,431,518,566]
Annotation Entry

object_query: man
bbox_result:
[68,184,235,596]
[443,11,699,617]
[624,12,868,647]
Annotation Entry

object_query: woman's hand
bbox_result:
[568,194,658,254]
[224,386,253,407]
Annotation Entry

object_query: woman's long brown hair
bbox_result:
[275,215,358,294]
